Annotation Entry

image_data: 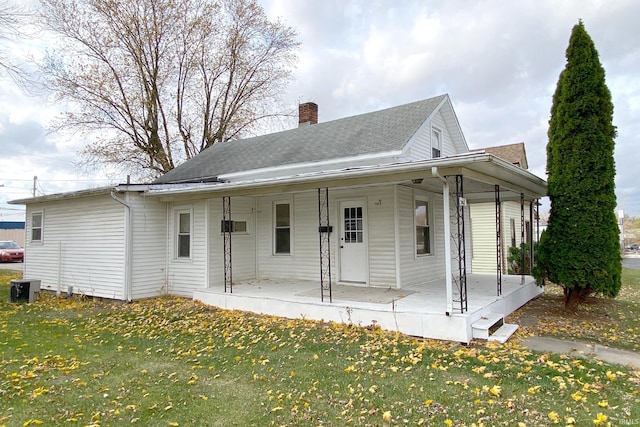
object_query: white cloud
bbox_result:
[2,0,640,218]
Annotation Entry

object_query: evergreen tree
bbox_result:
[535,21,621,310]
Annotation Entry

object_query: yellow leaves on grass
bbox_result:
[2,293,635,426]
[548,411,561,423]
[592,413,608,425]
[488,384,502,397]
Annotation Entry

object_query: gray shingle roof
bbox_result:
[473,142,528,169]
[154,94,447,184]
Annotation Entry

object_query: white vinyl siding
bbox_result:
[209,196,257,286]
[469,202,498,274]
[166,201,207,297]
[398,186,446,287]
[23,195,126,299]
[254,186,397,287]
[403,110,459,161]
[256,192,317,281]
[470,201,526,274]
[128,193,168,300]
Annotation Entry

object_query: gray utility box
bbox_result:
[10,279,41,303]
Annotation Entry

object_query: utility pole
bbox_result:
[32,176,37,197]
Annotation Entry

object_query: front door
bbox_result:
[339,202,368,283]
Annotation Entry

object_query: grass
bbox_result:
[1,268,639,426]
[510,268,640,352]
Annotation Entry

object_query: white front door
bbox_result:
[339,202,368,283]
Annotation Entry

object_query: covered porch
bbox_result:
[194,273,542,343]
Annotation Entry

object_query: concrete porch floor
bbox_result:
[193,274,542,343]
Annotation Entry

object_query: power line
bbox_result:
[0,178,115,182]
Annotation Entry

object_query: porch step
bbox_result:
[488,323,519,344]
[472,313,504,340]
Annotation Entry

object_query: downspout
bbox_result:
[431,167,453,316]
[110,190,132,302]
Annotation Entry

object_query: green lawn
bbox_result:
[510,267,640,352]
[1,269,639,426]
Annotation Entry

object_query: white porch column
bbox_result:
[442,179,453,315]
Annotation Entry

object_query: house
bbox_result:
[469,143,539,275]
[0,221,26,247]
[10,94,546,342]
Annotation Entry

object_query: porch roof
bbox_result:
[133,152,546,202]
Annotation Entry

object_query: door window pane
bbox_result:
[344,207,363,244]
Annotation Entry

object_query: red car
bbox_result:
[0,241,24,262]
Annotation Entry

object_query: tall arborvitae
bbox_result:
[534,20,621,310]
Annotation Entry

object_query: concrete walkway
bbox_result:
[521,336,640,369]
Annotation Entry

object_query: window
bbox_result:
[221,220,247,233]
[415,200,431,255]
[31,212,43,242]
[343,207,363,243]
[274,203,290,254]
[177,211,191,258]
[431,128,442,158]
[510,218,516,247]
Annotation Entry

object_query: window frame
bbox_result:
[31,211,43,243]
[175,208,193,259]
[414,196,432,256]
[273,201,292,255]
[431,127,442,158]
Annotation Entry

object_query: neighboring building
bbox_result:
[469,143,537,274]
[10,95,546,342]
[0,221,26,247]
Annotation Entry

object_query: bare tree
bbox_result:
[0,0,31,84]
[39,0,299,178]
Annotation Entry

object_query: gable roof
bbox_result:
[474,142,528,169]
[155,94,450,184]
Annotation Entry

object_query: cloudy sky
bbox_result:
[1,0,639,222]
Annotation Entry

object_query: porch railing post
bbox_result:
[453,175,468,313]
[223,196,232,293]
[442,178,453,315]
[495,185,502,296]
[529,200,535,273]
[318,187,332,302]
[535,199,540,243]
[520,193,525,285]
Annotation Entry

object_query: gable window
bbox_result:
[415,199,431,255]
[177,211,191,258]
[274,203,290,254]
[431,128,442,158]
[31,212,43,242]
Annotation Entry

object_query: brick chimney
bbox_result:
[298,102,318,126]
